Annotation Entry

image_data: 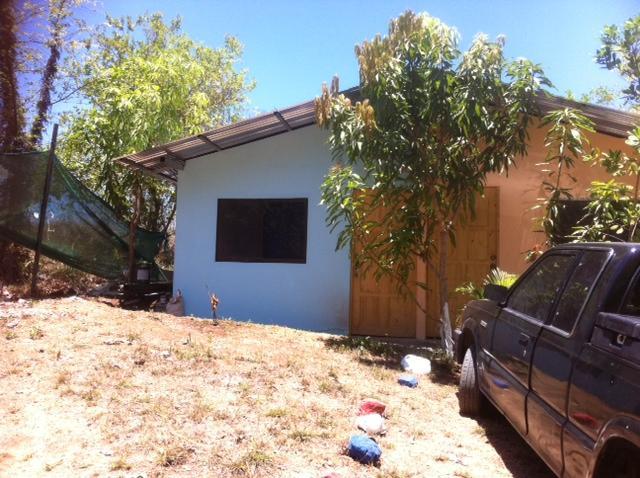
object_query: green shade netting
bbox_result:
[0,151,165,280]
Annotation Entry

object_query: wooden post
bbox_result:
[128,181,142,283]
[30,123,59,297]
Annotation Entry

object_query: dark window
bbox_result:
[553,200,589,243]
[622,273,640,317]
[551,251,608,332]
[554,200,631,243]
[508,254,576,322]
[216,198,307,263]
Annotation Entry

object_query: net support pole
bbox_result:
[127,181,142,283]
[31,123,59,297]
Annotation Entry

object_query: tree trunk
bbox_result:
[0,0,25,152]
[128,183,142,283]
[439,229,454,356]
[30,0,67,146]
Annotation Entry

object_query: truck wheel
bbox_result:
[459,347,483,416]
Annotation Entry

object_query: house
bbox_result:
[115,89,639,338]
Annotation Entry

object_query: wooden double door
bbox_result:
[350,187,499,338]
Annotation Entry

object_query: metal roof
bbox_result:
[114,88,639,184]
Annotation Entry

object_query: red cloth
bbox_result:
[358,399,386,416]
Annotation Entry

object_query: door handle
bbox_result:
[518,333,529,346]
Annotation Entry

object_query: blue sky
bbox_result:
[77,0,636,114]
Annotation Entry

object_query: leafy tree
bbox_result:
[0,0,87,152]
[570,13,640,243]
[597,14,640,109]
[566,86,618,108]
[59,13,254,232]
[531,108,594,252]
[573,129,640,242]
[315,11,548,353]
[0,0,87,284]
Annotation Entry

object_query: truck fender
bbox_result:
[454,317,480,364]
[591,416,640,475]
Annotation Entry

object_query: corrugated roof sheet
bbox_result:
[114,88,639,183]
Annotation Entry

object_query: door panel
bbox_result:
[426,187,499,337]
[487,253,577,436]
[350,188,498,338]
[527,392,565,474]
[486,310,540,435]
[349,198,417,337]
[528,250,609,475]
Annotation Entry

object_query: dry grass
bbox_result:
[0,297,553,478]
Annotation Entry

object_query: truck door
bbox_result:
[486,252,577,436]
[528,250,609,476]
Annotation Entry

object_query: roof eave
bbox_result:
[114,88,639,183]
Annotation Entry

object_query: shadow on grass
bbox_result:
[467,402,554,478]
[322,335,457,385]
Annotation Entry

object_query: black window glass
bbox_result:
[553,200,589,243]
[622,273,640,317]
[555,200,630,243]
[216,198,307,263]
[551,251,608,332]
[508,254,576,322]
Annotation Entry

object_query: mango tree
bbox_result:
[315,11,548,353]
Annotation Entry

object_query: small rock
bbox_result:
[160,350,171,358]
[6,319,20,328]
[103,339,124,345]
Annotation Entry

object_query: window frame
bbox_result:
[619,265,640,317]
[543,248,611,337]
[504,251,579,325]
[215,197,308,264]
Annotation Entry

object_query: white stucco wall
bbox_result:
[173,126,351,333]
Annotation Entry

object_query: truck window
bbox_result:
[622,274,640,317]
[551,250,608,332]
[507,254,575,322]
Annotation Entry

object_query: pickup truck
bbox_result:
[454,243,640,478]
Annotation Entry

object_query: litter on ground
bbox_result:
[346,434,382,465]
[358,399,386,416]
[355,413,386,435]
[398,375,419,388]
[401,354,432,375]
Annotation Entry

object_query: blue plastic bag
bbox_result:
[347,434,381,464]
[398,375,419,388]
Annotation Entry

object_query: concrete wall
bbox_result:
[486,123,634,275]
[173,126,351,333]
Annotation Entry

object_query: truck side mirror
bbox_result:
[484,284,509,304]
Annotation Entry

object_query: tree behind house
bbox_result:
[59,13,255,232]
[558,14,640,244]
[315,11,548,353]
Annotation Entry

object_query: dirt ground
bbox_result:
[0,297,553,478]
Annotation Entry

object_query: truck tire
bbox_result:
[459,347,483,416]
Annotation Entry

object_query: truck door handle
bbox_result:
[518,334,529,346]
